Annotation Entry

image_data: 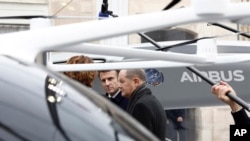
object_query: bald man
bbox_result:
[118,69,166,141]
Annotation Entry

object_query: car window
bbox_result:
[0,78,54,141]
[0,56,158,141]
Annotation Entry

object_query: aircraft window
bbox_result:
[0,74,135,141]
[44,75,136,141]
[0,122,30,141]
[0,55,153,141]
[0,79,55,141]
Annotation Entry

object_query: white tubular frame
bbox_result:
[48,61,192,71]
[58,43,206,64]
[1,2,250,63]
[48,53,250,71]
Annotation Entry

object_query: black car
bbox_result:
[0,55,159,141]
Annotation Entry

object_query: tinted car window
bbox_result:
[0,61,54,140]
[0,56,159,141]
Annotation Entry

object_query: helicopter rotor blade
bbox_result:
[163,0,181,10]
[156,37,213,51]
[156,31,250,51]
[208,22,250,38]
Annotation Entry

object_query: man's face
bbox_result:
[99,71,120,96]
[118,70,135,98]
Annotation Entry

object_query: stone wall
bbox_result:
[0,0,48,24]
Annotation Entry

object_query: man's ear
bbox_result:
[133,78,140,86]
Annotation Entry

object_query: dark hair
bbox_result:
[98,70,120,79]
[64,55,97,87]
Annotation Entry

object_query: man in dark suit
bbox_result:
[99,70,128,111]
[165,109,187,141]
[118,69,166,141]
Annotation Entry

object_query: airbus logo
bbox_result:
[181,70,244,82]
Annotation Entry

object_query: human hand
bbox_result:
[211,81,241,112]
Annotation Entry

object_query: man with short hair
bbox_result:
[118,69,166,141]
[99,70,128,111]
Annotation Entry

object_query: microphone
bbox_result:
[186,66,250,112]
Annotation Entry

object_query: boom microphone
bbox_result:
[186,66,250,112]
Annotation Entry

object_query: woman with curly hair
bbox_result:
[64,55,97,88]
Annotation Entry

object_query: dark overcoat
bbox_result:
[127,84,166,141]
[165,109,186,129]
[232,108,250,125]
[106,91,129,111]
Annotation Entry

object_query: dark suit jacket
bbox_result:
[105,91,129,111]
[127,84,166,141]
[165,109,186,129]
[232,108,250,125]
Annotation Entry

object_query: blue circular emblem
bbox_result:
[145,68,164,86]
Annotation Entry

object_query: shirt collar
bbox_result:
[108,90,121,98]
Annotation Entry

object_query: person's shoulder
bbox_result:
[99,93,109,99]
[137,95,159,107]
[115,92,129,103]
